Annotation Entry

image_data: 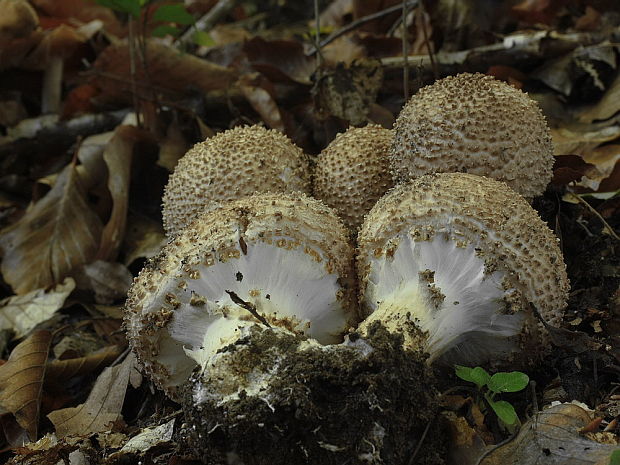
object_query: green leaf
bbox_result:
[487,399,518,426]
[193,30,216,47]
[96,0,141,17]
[153,4,195,25]
[610,449,620,465]
[488,371,529,394]
[455,365,490,389]
[151,25,181,38]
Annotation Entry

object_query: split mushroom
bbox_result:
[357,173,570,367]
[391,73,554,199]
[124,192,358,399]
[313,125,394,233]
[161,125,311,237]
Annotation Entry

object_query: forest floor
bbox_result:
[0,0,619,464]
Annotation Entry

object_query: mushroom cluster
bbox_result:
[124,73,569,464]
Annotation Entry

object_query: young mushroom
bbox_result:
[124,192,358,399]
[162,125,311,237]
[357,173,570,367]
[391,73,554,199]
[313,125,394,233]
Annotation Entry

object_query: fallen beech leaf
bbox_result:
[0,331,52,441]
[91,41,238,106]
[239,73,285,132]
[0,278,75,338]
[46,345,123,381]
[75,260,133,304]
[551,155,597,186]
[158,121,190,172]
[243,37,315,85]
[0,160,103,295]
[0,0,38,43]
[578,73,620,123]
[121,212,167,267]
[551,124,620,156]
[48,352,136,437]
[97,125,152,262]
[480,403,618,465]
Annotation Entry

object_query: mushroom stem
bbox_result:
[42,56,63,114]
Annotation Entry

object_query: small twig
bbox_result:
[565,191,620,241]
[307,0,419,56]
[177,0,238,46]
[418,0,438,80]
[407,418,433,465]
[402,0,409,101]
[314,0,323,67]
[474,430,520,465]
[127,16,142,127]
[226,290,271,328]
[530,380,538,415]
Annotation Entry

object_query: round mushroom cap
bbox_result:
[357,173,569,367]
[391,73,554,199]
[162,125,311,237]
[313,125,394,233]
[125,192,358,399]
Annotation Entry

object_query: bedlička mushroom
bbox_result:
[390,73,555,199]
[357,173,570,367]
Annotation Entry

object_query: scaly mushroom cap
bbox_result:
[313,125,394,233]
[391,73,554,199]
[357,173,569,367]
[125,192,358,399]
[162,125,311,237]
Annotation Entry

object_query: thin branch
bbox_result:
[565,191,620,241]
[418,0,438,80]
[307,0,419,56]
[314,0,323,67]
[177,0,238,46]
[402,0,409,101]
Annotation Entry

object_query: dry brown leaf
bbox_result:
[0,160,103,295]
[121,212,166,267]
[0,278,75,338]
[239,73,285,132]
[0,331,52,441]
[29,0,124,37]
[75,260,133,304]
[480,403,618,465]
[578,71,620,123]
[0,0,38,43]
[157,121,190,172]
[97,125,151,262]
[48,352,136,438]
[46,345,123,381]
[551,124,620,156]
[91,41,238,105]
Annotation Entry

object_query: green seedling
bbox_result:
[95,0,214,45]
[455,365,529,429]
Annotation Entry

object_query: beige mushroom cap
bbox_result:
[357,173,569,366]
[391,73,554,199]
[162,125,311,237]
[125,192,358,398]
[313,125,394,233]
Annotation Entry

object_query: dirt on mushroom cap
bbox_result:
[162,125,311,237]
[390,73,554,199]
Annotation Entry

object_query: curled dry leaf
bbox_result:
[75,260,133,305]
[91,41,238,106]
[0,278,75,339]
[121,212,166,267]
[480,403,618,465]
[48,352,137,438]
[0,330,52,441]
[46,345,123,382]
[239,73,285,132]
[97,125,153,262]
[0,160,103,295]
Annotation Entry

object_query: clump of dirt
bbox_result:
[180,322,446,465]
